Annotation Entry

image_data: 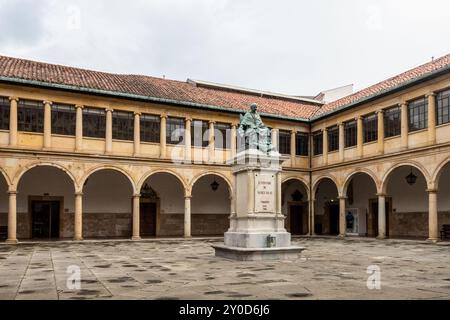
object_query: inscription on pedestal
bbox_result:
[254,173,275,213]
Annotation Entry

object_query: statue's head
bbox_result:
[250,103,258,112]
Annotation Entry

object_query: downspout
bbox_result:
[309,121,313,236]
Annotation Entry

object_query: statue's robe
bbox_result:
[238,111,273,152]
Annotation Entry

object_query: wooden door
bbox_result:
[140,202,157,237]
[289,205,303,235]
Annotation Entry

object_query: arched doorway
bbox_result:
[343,172,378,237]
[16,166,75,240]
[282,179,309,236]
[191,174,231,236]
[383,165,428,239]
[139,172,185,237]
[0,172,9,241]
[82,169,134,239]
[314,178,339,236]
[435,162,450,241]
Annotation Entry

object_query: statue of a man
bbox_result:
[238,103,275,153]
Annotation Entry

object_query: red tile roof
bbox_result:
[0,55,321,120]
[315,54,450,118]
[1,54,450,122]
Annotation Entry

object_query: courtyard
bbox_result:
[0,237,449,300]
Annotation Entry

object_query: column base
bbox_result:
[376,235,386,240]
[427,238,440,243]
[5,239,18,244]
[338,234,346,239]
[131,236,141,241]
[73,237,83,241]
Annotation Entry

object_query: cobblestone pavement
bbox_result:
[0,237,449,300]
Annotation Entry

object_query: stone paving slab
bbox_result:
[0,237,449,300]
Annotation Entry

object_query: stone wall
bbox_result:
[390,212,450,238]
[158,214,229,237]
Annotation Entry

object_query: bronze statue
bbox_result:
[238,103,275,153]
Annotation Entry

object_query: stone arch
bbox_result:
[80,165,136,194]
[342,168,380,196]
[381,161,430,194]
[431,157,450,189]
[282,176,310,200]
[137,169,187,195]
[190,171,233,197]
[312,175,339,200]
[0,166,12,188]
[13,162,77,192]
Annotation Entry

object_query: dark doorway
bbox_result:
[329,203,339,235]
[289,205,304,235]
[31,201,60,239]
[140,202,157,237]
[370,199,390,237]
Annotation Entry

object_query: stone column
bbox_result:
[271,129,279,152]
[132,194,141,240]
[357,116,363,158]
[401,102,408,149]
[377,109,385,155]
[105,108,113,154]
[338,122,345,161]
[231,124,237,158]
[377,194,386,239]
[322,128,328,165]
[338,196,346,238]
[7,191,17,244]
[184,196,192,238]
[427,93,436,144]
[290,130,296,167]
[427,189,439,242]
[185,117,192,163]
[208,121,215,163]
[160,114,167,159]
[43,101,52,149]
[9,97,18,147]
[74,192,83,241]
[309,198,316,236]
[75,105,83,151]
[133,112,141,156]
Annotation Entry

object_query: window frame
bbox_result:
[408,97,428,132]
[278,130,291,155]
[344,120,357,148]
[313,131,323,156]
[384,105,401,138]
[140,113,160,143]
[166,117,185,145]
[215,122,231,150]
[17,99,44,133]
[295,132,309,156]
[327,125,339,152]
[0,97,10,131]
[191,120,209,148]
[51,103,76,136]
[112,110,134,141]
[82,107,106,139]
[437,89,450,126]
[363,113,378,143]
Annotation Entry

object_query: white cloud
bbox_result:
[0,0,449,95]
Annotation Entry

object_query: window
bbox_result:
[384,106,401,138]
[278,130,291,155]
[51,103,76,136]
[327,126,339,152]
[166,117,185,145]
[18,99,44,133]
[363,113,378,143]
[191,120,209,147]
[437,89,450,125]
[83,107,106,138]
[0,97,9,130]
[296,132,309,156]
[215,122,231,149]
[408,97,428,132]
[140,114,160,143]
[112,111,134,141]
[313,131,323,156]
[344,120,357,148]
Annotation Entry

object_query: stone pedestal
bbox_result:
[213,150,305,261]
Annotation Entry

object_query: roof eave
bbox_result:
[0,76,311,123]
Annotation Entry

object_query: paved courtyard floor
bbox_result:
[0,237,449,300]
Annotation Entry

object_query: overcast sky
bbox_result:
[0,0,449,96]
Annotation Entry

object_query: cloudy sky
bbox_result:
[0,0,449,96]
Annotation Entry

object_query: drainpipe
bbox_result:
[309,122,313,236]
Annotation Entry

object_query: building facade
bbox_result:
[0,54,450,243]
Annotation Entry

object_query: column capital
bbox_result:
[75,192,84,197]
[376,193,387,197]
[160,113,168,119]
[43,100,53,106]
[376,109,384,115]
[134,111,142,116]
[209,120,216,125]
[337,121,344,127]
[8,97,19,102]
[185,195,193,200]
[185,116,192,122]
[8,191,17,195]
[75,104,84,110]
[355,115,363,121]
[105,108,114,113]
[133,193,141,198]
[426,188,438,194]
[426,92,436,98]
[323,127,328,133]
[231,122,238,128]
[400,101,408,107]
[337,196,347,200]
[291,129,297,135]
